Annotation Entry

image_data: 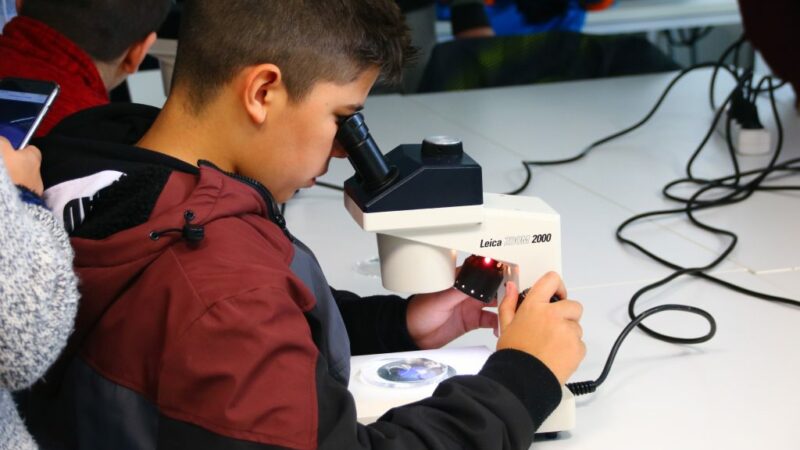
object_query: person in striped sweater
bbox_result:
[0,136,78,450]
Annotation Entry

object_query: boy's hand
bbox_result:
[406,287,498,350]
[497,272,585,385]
[0,137,44,195]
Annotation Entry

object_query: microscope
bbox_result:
[337,113,576,435]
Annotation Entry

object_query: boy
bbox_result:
[30,1,585,448]
[0,0,171,135]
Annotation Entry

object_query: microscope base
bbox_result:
[350,347,576,437]
[537,386,576,434]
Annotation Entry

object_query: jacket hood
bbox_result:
[36,103,296,363]
[68,165,283,334]
[34,103,197,190]
[48,102,159,144]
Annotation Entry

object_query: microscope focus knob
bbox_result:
[421,136,464,158]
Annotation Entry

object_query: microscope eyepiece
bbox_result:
[336,113,398,192]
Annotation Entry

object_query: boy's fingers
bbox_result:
[566,320,584,340]
[524,272,567,305]
[21,145,42,163]
[478,309,498,330]
[0,137,13,157]
[498,281,519,330]
[27,145,42,159]
[554,300,583,322]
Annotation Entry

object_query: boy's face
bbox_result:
[247,67,379,203]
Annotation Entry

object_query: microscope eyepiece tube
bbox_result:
[336,113,397,191]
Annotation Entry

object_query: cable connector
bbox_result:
[566,380,597,396]
[717,87,771,156]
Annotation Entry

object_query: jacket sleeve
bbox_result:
[331,288,419,355]
[319,349,562,450]
[0,159,79,391]
[157,288,562,450]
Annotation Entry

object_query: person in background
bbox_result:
[397,0,494,37]
[0,136,78,450]
[737,0,799,108]
[394,0,495,92]
[0,0,171,136]
[437,0,615,37]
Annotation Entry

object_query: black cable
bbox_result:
[687,71,748,181]
[502,66,797,395]
[504,61,738,196]
[565,74,799,397]
[566,304,716,395]
[709,35,746,111]
[315,180,345,191]
[616,74,799,330]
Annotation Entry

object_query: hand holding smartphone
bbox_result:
[0,137,44,195]
[0,77,60,150]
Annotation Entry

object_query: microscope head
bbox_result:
[336,113,561,297]
[336,113,484,229]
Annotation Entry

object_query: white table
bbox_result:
[434,0,741,40]
[583,0,741,36]
[285,70,800,449]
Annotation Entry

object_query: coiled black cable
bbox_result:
[567,303,717,395]
[500,41,799,395]
[561,75,800,398]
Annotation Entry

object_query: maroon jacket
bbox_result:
[0,17,108,136]
[24,103,562,450]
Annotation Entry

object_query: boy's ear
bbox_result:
[242,64,283,125]
[120,32,158,75]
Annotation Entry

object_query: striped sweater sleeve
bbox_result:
[0,158,79,391]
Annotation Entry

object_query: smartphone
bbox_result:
[0,77,60,149]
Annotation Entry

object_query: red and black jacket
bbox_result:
[24,104,562,450]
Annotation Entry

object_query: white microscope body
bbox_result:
[345,191,576,434]
[336,115,575,435]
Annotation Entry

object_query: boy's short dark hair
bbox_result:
[19,0,172,62]
[172,0,415,111]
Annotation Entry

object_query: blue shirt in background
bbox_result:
[438,0,586,36]
[1,0,16,31]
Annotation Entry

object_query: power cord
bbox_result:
[504,47,799,396]
[566,303,717,395]
[504,61,739,196]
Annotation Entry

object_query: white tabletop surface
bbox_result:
[434,0,741,39]
[284,69,800,449]
[583,0,741,35]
